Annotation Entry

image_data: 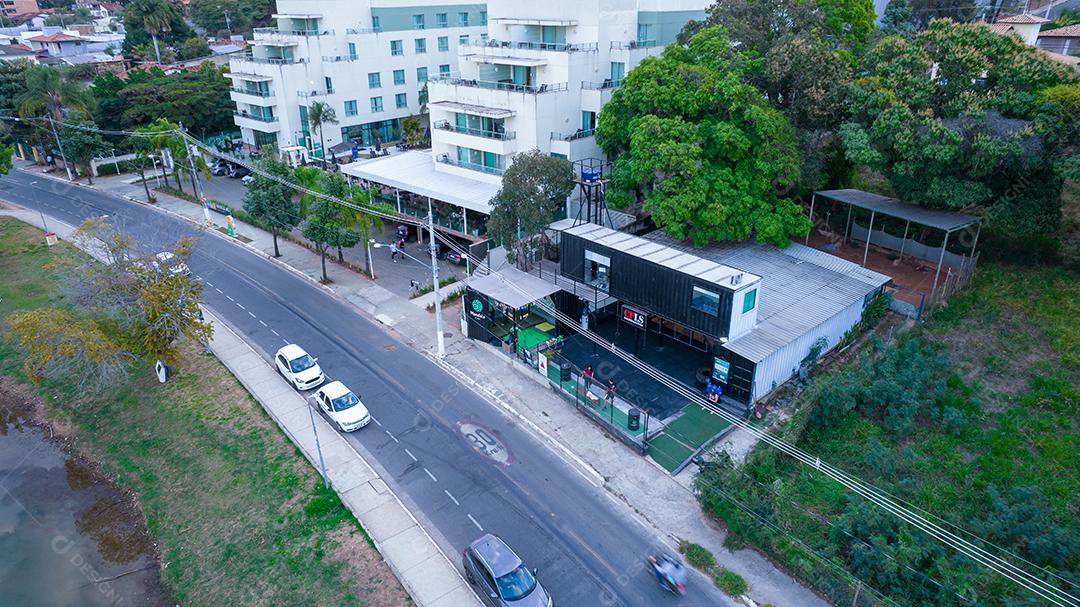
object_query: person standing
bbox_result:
[389,240,399,261]
[604,379,617,409]
[582,365,595,395]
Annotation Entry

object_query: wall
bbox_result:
[636,9,706,44]
[849,222,972,269]
[727,283,758,342]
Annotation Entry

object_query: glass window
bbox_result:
[742,289,757,313]
[610,61,624,83]
[480,10,487,25]
[480,33,489,43]
[412,13,424,29]
[393,69,405,85]
[439,64,451,75]
[344,100,357,116]
[324,76,333,92]
[458,11,469,26]
[584,250,611,291]
[637,23,653,44]
[459,34,469,45]
[414,38,426,53]
[347,42,357,59]
[395,93,407,108]
[371,15,381,31]
[390,39,402,55]
[438,36,449,52]
[436,12,448,27]
[367,72,381,88]
[416,66,428,82]
[370,96,383,112]
[495,565,537,602]
[692,286,720,316]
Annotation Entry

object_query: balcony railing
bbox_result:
[433,120,516,141]
[237,52,306,65]
[234,111,278,123]
[346,26,382,34]
[323,54,359,62]
[254,27,334,36]
[610,39,657,50]
[468,38,598,52]
[231,87,273,97]
[429,74,569,94]
[297,89,333,97]
[581,79,622,90]
[437,154,506,176]
[552,129,595,141]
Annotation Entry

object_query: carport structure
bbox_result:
[807,189,982,314]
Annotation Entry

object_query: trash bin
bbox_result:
[627,408,640,431]
[559,361,572,382]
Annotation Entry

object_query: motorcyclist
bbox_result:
[650,554,688,595]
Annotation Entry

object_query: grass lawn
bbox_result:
[649,404,732,473]
[0,217,411,606]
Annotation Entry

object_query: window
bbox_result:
[480,10,487,25]
[393,69,405,85]
[439,64,451,76]
[367,72,381,88]
[584,250,611,291]
[458,11,469,26]
[414,38,427,53]
[437,36,449,52]
[436,12,448,27]
[324,76,333,93]
[637,23,653,44]
[372,15,381,30]
[610,61,625,83]
[480,33,489,43]
[691,286,720,316]
[395,93,407,108]
[348,42,357,60]
[412,13,424,29]
[370,96,383,112]
[459,34,469,45]
[416,66,428,82]
[742,289,757,314]
[390,39,402,55]
[344,100,357,116]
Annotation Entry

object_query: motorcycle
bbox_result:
[648,554,688,596]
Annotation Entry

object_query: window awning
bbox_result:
[464,54,547,67]
[428,101,515,118]
[468,266,561,309]
[342,150,500,215]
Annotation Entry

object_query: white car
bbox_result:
[275,344,326,391]
[154,252,191,277]
[241,174,256,185]
[313,381,371,432]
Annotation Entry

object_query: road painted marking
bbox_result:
[372,417,382,427]
[281,338,289,345]
[424,468,438,483]
[236,303,245,310]
[215,287,223,294]
[247,311,256,319]
[467,514,483,531]
[404,448,417,462]
[384,429,399,444]
[204,281,213,287]
[271,329,280,336]
[444,490,460,506]
[258,320,268,327]
[225,295,235,301]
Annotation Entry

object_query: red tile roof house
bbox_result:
[1038,24,1080,56]
[25,32,90,58]
[988,13,1050,45]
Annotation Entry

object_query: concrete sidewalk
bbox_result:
[20,164,830,607]
[0,204,482,607]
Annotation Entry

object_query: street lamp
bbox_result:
[367,238,381,279]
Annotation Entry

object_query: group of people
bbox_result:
[580,365,618,409]
[388,238,407,261]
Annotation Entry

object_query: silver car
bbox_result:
[462,534,552,607]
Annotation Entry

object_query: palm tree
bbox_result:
[306,101,337,164]
[128,0,176,63]
[16,66,94,170]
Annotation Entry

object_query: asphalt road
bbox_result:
[0,169,735,607]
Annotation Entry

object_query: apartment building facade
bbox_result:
[344,0,707,241]
[227,0,488,156]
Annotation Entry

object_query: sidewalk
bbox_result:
[0,203,481,607]
[22,165,830,607]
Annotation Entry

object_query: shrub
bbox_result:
[713,568,749,596]
[677,541,716,572]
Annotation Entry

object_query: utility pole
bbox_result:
[308,402,329,489]
[224,10,233,34]
[179,124,211,225]
[47,116,73,181]
[428,197,445,358]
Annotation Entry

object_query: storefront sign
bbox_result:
[468,294,487,321]
[537,352,548,375]
[713,357,731,384]
[621,304,648,329]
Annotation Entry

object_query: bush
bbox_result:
[677,541,716,572]
[713,569,749,596]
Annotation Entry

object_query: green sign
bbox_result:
[471,298,483,314]
[713,357,730,383]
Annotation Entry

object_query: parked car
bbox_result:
[313,381,371,432]
[443,248,467,266]
[241,174,256,186]
[397,224,416,242]
[463,534,552,607]
[274,344,326,391]
[228,164,251,179]
[153,251,191,277]
[209,160,230,176]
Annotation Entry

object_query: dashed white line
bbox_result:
[424,468,438,483]
[236,303,246,310]
[258,320,268,327]
[247,311,256,319]
[372,418,382,427]
[467,514,483,531]
[444,490,460,506]
[281,338,289,345]
[404,448,417,462]
[215,287,223,294]
[204,281,213,288]
[271,329,280,337]
[384,429,399,444]
[225,295,234,302]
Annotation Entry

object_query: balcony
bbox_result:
[581,79,621,90]
[297,89,334,98]
[430,74,568,94]
[323,54,359,62]
[233,111,281,132]
[467,38,598,52]
[437,154,505,176]
[552,129,594,142]
[432,120,517,155]
[234,111,277,123]
[433,120,515,141]
[254,27,333,36]
[235,52,306,65]
[231,86,272,97]
[345,26,382,34]
[611,40,657,50]
[230,87,276,106]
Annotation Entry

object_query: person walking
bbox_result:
[389,240,399,261]
[582,365,595,395]
[604,379,617,410]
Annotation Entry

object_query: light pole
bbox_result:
[307,401,329,489]
[367,239,379,279]
[428,197,445,358]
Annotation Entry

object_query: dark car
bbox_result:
[463,534,552,607]
[397,223,416,242]
[228,165,251,179]
[444,249,467,266]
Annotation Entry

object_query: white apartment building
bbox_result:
[344,0,708,242]
[227,0,488,156]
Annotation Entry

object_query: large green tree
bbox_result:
[92,64,233,137]
[840,20,1079,243]
[682,0,875,52]
[598,27,810,247]
[243,156,302,258]
[302,173,360,282]
[487,149,573,267]
[60,112,107,184]
[123,0,192,62]
[188,0,272,34]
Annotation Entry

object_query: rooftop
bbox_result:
[26,32,86,43]
[468,266,561,309]
[815,189,980,232]
[996,13,1050,24]
[342,150,500,215]
[1038,23,1080,37]
[644,232,891,363]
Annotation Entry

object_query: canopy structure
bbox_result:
[468,266,560,309]
[342,150,499,216]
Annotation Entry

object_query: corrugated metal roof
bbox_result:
[815,189,981,232]
[644,233,892,363]
[557,222,759,291]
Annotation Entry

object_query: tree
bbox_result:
[243,156,301,257]
[682,0,873,53]
[0,143,12,176]
[123,0,191,62]
[486,149,573,267]
[907,0,977,28]
[133,123,162,202]
[60,112,107,184]
[878,0,918,38]
[302,174,360,282]
[597,27,811,247]
[306,101,337,161]
[92,64,233,137]
[188,0,273,34]
[401,115,426,148]
[339,187,392,278]
[16,65,94,124]
[6,308,132,391]
[178,36,211,61]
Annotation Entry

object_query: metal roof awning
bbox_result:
[464,54,547,67]
[428,101,515,118]
[490,17,577,26]
[342,150,500,215]
[226,72,273,82]
[468,266,561,309]
[814,189,980,232]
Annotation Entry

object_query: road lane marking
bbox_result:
[372,417,382,427]
[236,303,245,310]
[225,295,234,301]
[258,320,268,327]
[247,311,256,319]
[271,329,280,336]
[424,468,438,483]
[215,287,223,294]
[204,281,213,287]
[404,448,417,462]
[467,514,483,531]
[384,429,399,443]
[444,490,460,506]
[281,338,289,345]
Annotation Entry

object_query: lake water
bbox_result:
[0,424,171,607]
